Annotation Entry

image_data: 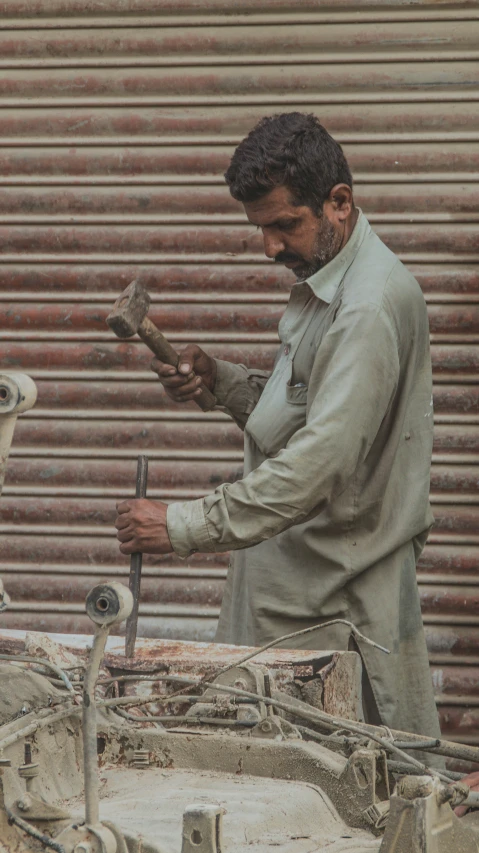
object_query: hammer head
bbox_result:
[106,280,151,338]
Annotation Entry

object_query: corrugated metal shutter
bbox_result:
[1,0,478,743]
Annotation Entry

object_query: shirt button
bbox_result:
[284,344,290,355]
[405,433,411,441]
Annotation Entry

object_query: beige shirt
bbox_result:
[167,212,440,737]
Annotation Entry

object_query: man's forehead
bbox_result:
[243,186,300,225]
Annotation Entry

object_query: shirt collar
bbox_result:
[302,208,370,304]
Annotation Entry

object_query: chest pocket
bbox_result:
[245,368,308,458]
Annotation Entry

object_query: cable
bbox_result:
[113,708,256,728]
[0,705,80,752]
[0,655,74,694]
[211,619,390,680]
[6,805,66,853]
[101,680,453,783]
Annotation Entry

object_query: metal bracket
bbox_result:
[181,804,225,853]
[250,716,301,741]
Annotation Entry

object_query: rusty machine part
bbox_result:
[1,595,479,852]
[106,280,217,412]
[0,372,37,496]
[124,454,149,660]
[0,372,37,617]
[82,581,133,841]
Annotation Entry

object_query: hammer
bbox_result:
[106,280,217,412]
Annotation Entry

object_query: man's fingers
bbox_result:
[115,514,132,531]
[116,500,132,514]
[151,357,177,377]
[119,540,136,555]
[162,373,196,390]
[116,526,135,543]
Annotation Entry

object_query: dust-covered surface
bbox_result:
[64,766,381,853]
[0,665,66,726]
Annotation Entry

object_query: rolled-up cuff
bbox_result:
[213,359,250,409]
[166,499,214,558]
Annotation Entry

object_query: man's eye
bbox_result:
[279,220,296,231]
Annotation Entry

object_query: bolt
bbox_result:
[16,795,32,812]
[261,721,272,733]
[74,843,92,853]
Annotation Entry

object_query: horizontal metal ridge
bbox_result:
[0,174,477,186]
[3,331,479,344]
[1,291,479,304]
[0,212,477,225]
[0,331,279,342]
[0,253,476,264]
[0,452,468,465]
[0,292,290,304]
[423,614,479,626]
[0,52,478,69]
[429,656,479,667]
[8,447,244,461]
[3,488,479,503]
[5,600,220,617]
[0,133,478,146]
[418,574,479,586]
[1,9,478,29]
[0,91,478,109]
[22,406,228,419]
[435,695,479,708]
[15,409,475,424]
[1,486,209,498]
[0,563,227,578]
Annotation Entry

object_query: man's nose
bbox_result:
[262,229,285,259]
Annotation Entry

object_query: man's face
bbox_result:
[243,185,345,281]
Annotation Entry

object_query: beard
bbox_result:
[275,216,343,281]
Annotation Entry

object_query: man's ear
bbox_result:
[326,184,354,222]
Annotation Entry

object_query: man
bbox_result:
[115,112,440,738]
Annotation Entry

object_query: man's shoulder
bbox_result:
[342,228,425,315]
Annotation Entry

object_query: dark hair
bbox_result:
[224,112,352,214]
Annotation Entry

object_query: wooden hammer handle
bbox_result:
[138,316,217,412]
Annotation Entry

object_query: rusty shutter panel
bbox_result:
[0,0,478,743]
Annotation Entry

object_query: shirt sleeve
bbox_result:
[167,304,400,557]
[213,358,271,429]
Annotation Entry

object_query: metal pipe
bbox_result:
[5,804,66,853]
[82,582,133,829]
[125,454,148,659]
[83,624,109,827]
[0,705,80,752]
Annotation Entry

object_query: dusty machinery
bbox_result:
[1,371,479,853]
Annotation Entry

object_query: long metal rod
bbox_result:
[83,625,109,827]
[125,455,148,659]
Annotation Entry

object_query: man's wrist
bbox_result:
[166,499,213,557]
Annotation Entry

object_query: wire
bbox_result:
[100,679,453,783]
[6,805,66,853]
[211,619,390,681]
[113,709,256,728]
[0,654,74,694]
[0,705,81,753]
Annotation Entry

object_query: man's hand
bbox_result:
[455,771,479,817]
[115,499,173,554]
[151,344,217,404]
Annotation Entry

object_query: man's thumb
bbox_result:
[178,345,197,375]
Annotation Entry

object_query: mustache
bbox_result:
[274,251,303,265]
